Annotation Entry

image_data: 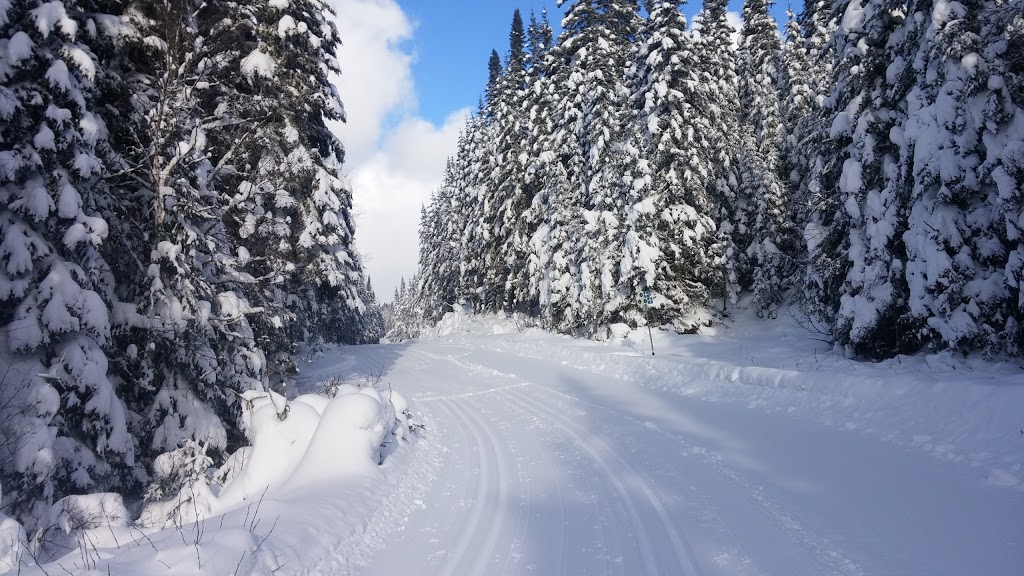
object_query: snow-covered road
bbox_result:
[334,335,1023,576]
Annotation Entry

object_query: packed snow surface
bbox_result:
[20,307,1024,574]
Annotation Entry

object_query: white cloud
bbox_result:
[349,110,469,301]
[329,0,466,301]
[330,0,416,165]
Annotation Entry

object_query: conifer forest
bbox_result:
[415,0,1024,360]
[0,0,385,542]
[0,0,1022,571]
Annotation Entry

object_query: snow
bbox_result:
[5,31,34,66]
[30,1,77,39]
[9,349,425,574]
[241,49,276,81]
[10,310,1024,575]
[278,15,297,38]
[0,512,28,572]
[839,158,863,195]
[44,59,72,92]
[63,45,96,81]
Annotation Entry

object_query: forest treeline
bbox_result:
[414,0,1024,360]
[0,0,384,538]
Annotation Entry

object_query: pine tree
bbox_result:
[902,0,1022,354]
[107,0,272,515]
[551,0,642,333]
[458,105,493,311]
[810,0,914,357]
[780,9,814,196]
[522,9,570,329]
[491,10,533,313]
[358,276,386,343]
[982,1,1024,354]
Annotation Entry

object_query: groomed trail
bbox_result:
[325,324,1024,576]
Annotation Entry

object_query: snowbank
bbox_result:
[13,373,426,575]
[421,306,1024,490]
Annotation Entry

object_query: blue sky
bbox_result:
[399,0,794,127]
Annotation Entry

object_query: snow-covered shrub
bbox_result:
[31,493,129,560]
[386,389,423,444]
[214,386,419,506]
[138,440,217,529]
[316,376,361,398]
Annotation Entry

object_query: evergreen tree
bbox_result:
[458,105,493,311]
[551,0,642,332]
[483,11,530,313]
[522,10,570,329]
[736,0,798,316]
[810,0,913,357]
[0,0,134,529]
[626,0,717,330]
[695,0,744,308]
[902,0,1022,354]
[358,276,386,343]
[780,9,814,195]
[109,0,271,514]
[983,1,1024,354]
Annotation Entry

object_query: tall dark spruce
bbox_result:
[0,0,369,535]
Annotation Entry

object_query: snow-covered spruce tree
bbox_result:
[790,0,839,294]
[440,133,474,315]
[106,0,273,516]
[489,10,533,314]
[385,276,422,342]
[522,9,577,330]
[427,158,471,321]
[357,276,386,344]
[262,0,365,346]
[809,0,915,357]
[624,0,717,330]
[693,0,743,309]
[458,105,494,312]
[901,0,1023,355]
[780,9,815,212]
[551,0,642,333]
[735,0,799,316]
[981,1,1024,354]
[418,198,442,320]
[0,0,135,530]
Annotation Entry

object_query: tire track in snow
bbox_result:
[497,392,585,575]
[502,387,699,576]
[496,403,532,576]
[435,397,494,576]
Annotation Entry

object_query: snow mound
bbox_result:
[220,385,414,502]
[285,393,388,489]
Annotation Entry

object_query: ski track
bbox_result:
[346,342,1022,576]
[502,387,696,576]
[410,346,873,576]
